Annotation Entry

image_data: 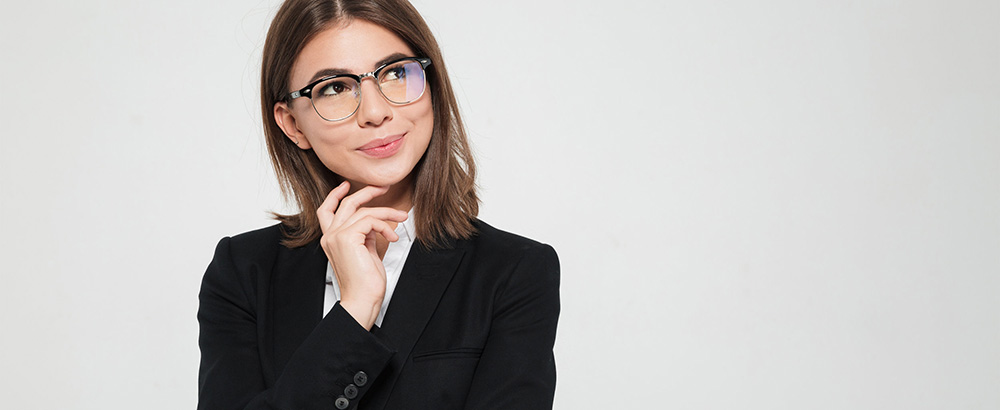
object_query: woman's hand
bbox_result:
[317,181,409,330]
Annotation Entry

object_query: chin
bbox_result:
[333,150,423,189]
[350,169,412,188]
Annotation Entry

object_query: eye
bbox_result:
[381,65,407,82]
[317,79,352,98]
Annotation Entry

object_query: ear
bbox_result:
[274,101,312,149]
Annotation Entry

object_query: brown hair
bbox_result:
[260,0,479,249]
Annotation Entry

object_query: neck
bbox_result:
[347,173,414,212]
[345,173,414,260]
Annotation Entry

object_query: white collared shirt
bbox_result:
[323,207,416,327]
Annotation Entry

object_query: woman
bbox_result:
[197,0,560,409]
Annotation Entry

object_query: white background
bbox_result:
[1,0,998,408]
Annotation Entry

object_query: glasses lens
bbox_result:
[378,60,426,104]
[312,77,360,120]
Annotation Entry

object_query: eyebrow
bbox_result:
[307,52,411,84]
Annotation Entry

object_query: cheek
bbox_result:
[302,125,357,172]
[300,117,352,149]
[412,100,434,134]
[411,106,434,154]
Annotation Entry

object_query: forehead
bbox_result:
[290,19,415,87]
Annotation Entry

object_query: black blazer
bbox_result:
[198,220,560,410]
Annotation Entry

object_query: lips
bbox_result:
[357,133,405,158]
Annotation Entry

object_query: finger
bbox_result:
[332,185,390,224]
[340,207,409,230]
[346,215,400,243]
[365,231,378,254]
[317,181,350,230]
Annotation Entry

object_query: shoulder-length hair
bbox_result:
[260,0,479,249]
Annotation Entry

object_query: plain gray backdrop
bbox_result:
[1,0,997,408]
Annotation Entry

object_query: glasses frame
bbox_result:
[283,56,433,122]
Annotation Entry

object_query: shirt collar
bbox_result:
[398,207,416,242]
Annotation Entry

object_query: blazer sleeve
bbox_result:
[461,243,561,410]
[198,236,396,410]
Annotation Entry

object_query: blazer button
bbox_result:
[335,396,350,410]
[344,383,358,399]
[354,371,368,387]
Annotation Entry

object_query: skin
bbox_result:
[273,19,434,330]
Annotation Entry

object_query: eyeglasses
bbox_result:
[283,57,432,122]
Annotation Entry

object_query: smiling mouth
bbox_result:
[357,133,405,158]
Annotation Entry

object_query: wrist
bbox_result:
[340,297,383,330]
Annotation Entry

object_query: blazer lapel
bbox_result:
[268,240,327,382]
[361,240,467,410]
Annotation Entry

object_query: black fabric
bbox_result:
[197,220,560,410]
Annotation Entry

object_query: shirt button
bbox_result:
[335,396,349,410]
[344,383,358,399]
[354,371,368,387]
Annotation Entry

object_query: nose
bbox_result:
[355,78,392,127]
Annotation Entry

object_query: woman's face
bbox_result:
[274,19,433,189]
